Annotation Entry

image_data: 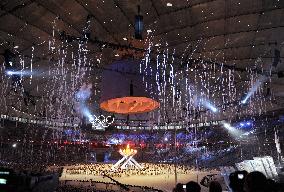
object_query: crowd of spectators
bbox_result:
[173,171,283,192]
[0,119,281,173]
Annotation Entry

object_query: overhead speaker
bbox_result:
[135,5,143,40]
[272,49,280,67]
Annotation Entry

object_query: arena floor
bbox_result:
[60,164,224,192]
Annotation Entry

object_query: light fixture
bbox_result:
[146,29,152,33]
[100,60,159,114]
[167,3,173,7]
[123,37,127,41]
[115,54,120,57]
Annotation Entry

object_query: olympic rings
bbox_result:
[90,115,114,129]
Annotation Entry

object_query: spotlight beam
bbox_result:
[5,70,39,76]
[241,76,266,104]
[194,96,218,113]
[222,121,243,138]
[202,100,218,113]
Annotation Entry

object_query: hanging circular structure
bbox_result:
[100,96,159,114]
[99,60,159,114]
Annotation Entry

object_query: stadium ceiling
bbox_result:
[0,0,283,125]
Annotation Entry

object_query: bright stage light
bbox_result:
[81,105,94,122]
[223,122,234,130]
[88,115,95,122]
[6,71,13,75]
[81,104,114,129]
[202,100,218,113]
[209,106,218,113]
[241,76,266,104]
[222,121,242,138]
[167,2,173,7]
[75,90,91,101]
[6,70,36,76]
[237,120,253,129]
[75,83,92,102]
[241,129,255,136]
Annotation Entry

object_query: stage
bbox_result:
[59,163,223,192]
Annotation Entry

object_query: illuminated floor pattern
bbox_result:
[60,164,223,192]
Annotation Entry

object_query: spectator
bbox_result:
[173,183,184,192]
[244,171,267,192]
[209,181,222,192]
[185,181,201,192]
[229,171,248,192]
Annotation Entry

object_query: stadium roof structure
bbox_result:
[0,0,283,129]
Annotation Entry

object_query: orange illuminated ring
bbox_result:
[100,96,160,114]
